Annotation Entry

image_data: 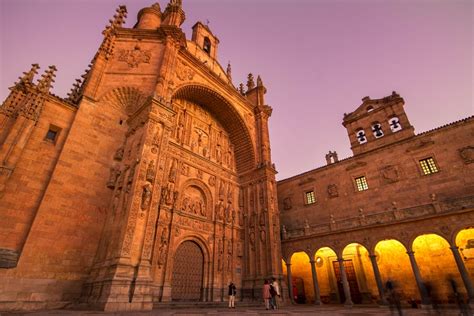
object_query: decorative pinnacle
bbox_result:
[226,62,232,81]
[257,75,263,87]
[169,0,182,8]
[37,65,57,93]
[15,63,40,86]
[246,73,255,90]
[102,5,127,37]
[238,83,245,95]
[66,78,83,103]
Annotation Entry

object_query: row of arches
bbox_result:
[283,229,474,307]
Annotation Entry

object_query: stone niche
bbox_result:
[180,185,208,218]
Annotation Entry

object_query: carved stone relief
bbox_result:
[117,45,151,68]
[327,184,339,198]
[459,146,474,164]
[381,165,399,183]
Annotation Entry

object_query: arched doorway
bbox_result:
[171,241,204,301]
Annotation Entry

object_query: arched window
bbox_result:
[203,37,211,55]
[388,117,402,132]
[356,129,367,144]
[371,122,384,138]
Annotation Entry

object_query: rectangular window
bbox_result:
[419,157,439,175]
[305,191,316,204]
[355,176,369,191]
[45,124,61,144]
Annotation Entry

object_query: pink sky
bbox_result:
[1,0,472,180]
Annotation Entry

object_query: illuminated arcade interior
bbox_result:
[282,228,474,305]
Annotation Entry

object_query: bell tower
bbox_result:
[342,91,415,155]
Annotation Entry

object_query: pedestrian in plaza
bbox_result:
[385,280,403,316]
[262,279,271,310]
[270,277,280,309]
[228,281,236,308]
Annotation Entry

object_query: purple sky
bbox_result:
[1,0,472,180]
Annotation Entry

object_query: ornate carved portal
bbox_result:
[171,241,204,301]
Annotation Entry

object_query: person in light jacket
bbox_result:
[262,279,271,310]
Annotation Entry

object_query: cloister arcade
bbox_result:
[282,227,474,307]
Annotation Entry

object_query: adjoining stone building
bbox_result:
[278,92,474,307]
[0,1,282,311]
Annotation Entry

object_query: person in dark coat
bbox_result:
[228,281,237,308]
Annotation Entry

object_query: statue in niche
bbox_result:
[216,144,222,164]
[152,124,162,148]
[168,159,177,183]
[215,201,225,221]
[116,165,128,190]
[226,204,233,223]
[259,209,266,227]
[249,231,255,250]
[260,228,266,242]
[141,183,152,210]
[176,112,185,144]
[228,145,234,169]
[237,242,243,257]
[114,146,124,161]
[165,183,175,205]
[219,181,225,201]
[107,166,121,189]
[259,189,264,205]
[282,225,288,240]
[227,185,233,203]
[146,160,155,183]
[158,242,168,268]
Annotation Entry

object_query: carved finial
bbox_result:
[257,75,263,87]
[100,5,127,59]
[37,65,57,93]
[246,73,255,90]
[238,83,245,95]
[226,61,232,82]
[151,2,161,11]
[170,0,182,7]
[163,0,185,26]
[15,63,40,86]
[66,78,83,104]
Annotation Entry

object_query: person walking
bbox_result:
[228,281,236,308]
[270,277,280,309]
[262,279,271,310]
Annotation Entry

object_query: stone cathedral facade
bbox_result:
[0,1,282,311]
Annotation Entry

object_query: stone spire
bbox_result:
[226,62,232,82]
[246,73,255,91]
[14,64,40,87]
[100,5,128,59]
[66,78,83,104]
[36,65,57,93]
[256,75,263,87]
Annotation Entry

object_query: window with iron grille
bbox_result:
[355,176,369,191]
[419,157,439,175]
[305,191,316,204]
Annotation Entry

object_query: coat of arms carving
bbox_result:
[117,46,151,68]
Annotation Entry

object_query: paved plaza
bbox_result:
[1,304,470,316]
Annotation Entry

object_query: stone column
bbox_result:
[406,251,430,306]
[450,245,474,303]
[309,259,322,305]
[369,254,388,305]
[286,263,295,304]
[338,258,353,306]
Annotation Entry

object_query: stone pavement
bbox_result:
[0,305,470,316]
